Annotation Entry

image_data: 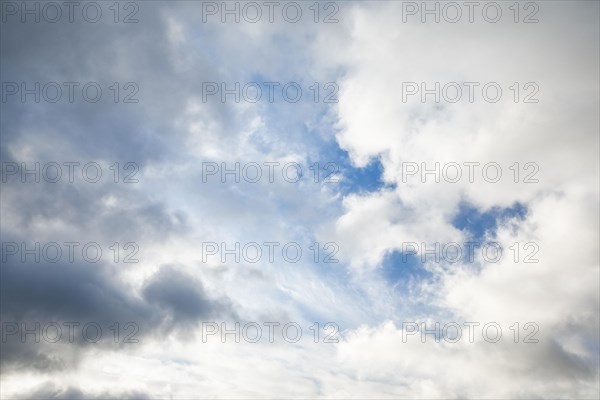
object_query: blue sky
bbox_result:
[452,201,527,240]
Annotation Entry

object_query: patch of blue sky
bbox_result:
[309,140,394,195]
[452,201,527,241]
[240,75,389,199]
[378,203,528,296]
[380,250,448,321]
[382,250,432,284]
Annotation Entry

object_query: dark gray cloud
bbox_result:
[0,1,240,166]
[17,382,151,400]
[1,258,233,372]
[1,257,149,372]
[1,179,190,244]
[143,264,231,323]
[0,339,73,373]
[0,2,240,381]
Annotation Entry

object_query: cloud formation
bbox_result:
[1,0,598,398]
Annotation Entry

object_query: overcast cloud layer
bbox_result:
[1,0,599,398]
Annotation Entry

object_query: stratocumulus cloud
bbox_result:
[1,1,598,398]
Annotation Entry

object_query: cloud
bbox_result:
[143,265,235,324]
[18,383,150,400]
[1,0,598,398]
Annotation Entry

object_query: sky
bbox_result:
[0,0,599,398]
